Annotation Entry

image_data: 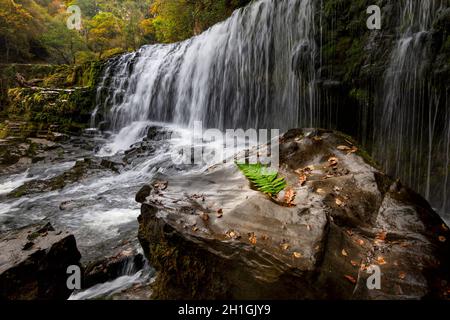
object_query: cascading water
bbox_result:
[94,0,319,133]
[95,0,449,217]
[374,0,450,215]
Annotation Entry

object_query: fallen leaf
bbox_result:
[349,146,358,154]
[316,188,326,194]
[399,272,406,280]
[293,252,302,259]
[280,242,290,251]
[360,263,367,271]
[261,235,269,241]
[439,236,447,242]
[341,249,348,257]
[226,230,240,240]
[344,275,357,284]
[192,226,198,232]
[335,198,345,207]
[346,229,354,236]
[248,233,257,245]
[200,212,209,222]
[377,256,387,265]
[337,145,352,151]
[357,239,365,246]
[299,174,307,186]
[284,188,296,206]
[328,157,339,167]
[350,260,358,267]
[217,208,223,214]
[313,136,322,142]
[376,231,387,241]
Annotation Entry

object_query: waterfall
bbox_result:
[94,0,449,216]
[93,0,318,132]
[374,0,450,214]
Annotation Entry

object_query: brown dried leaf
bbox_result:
[284,188,296,206]
[341,249,348,257]
[376,231,387,241]
[226,230,240,240]
[398,272,406,280]
[439,236,447,242]
[299,174,307,186]
[335,198,345,207]
[337,145,352,151]
[293,252,302,259]
[316,188,326,194]
[280,242,290,251]
[357,239,365,246]
[349,146,358,154]
[328,157,339,167]
[377,256,387,265]
[248,233,257,245]
[344,275,357,284]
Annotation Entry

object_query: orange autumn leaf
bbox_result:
[344,275,357,284]
[284,188,296,206]
[377,256,387,265]
[248,233,257,245]
[376,231,387,241]
[328,157,339,167]
[438,236,447,242]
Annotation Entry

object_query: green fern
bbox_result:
[236,163,286,196]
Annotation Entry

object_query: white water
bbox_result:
[374,0,449,214]
[94,0,449,216]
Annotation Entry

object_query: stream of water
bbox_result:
[0,0,448,299]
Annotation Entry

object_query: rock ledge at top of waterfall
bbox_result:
[137,128,450,300]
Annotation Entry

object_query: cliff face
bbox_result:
[312,0,450,215]
[137,129,450,299]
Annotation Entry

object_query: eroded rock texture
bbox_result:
[138,129,450,300]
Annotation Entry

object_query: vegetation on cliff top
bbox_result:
[0,0,252,64]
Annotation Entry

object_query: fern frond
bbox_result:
[236,163,286,196]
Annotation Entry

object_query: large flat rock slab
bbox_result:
[137,129,450,299]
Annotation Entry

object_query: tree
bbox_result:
[86,11,123,58]
[0,0,33,62]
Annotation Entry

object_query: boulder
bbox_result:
[0,223,81,300]
[83,247,144,289]
[137,129,450,300]
[135,185,152,203]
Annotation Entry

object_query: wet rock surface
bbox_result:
[0,222,81,300]
[137,129,450,300]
